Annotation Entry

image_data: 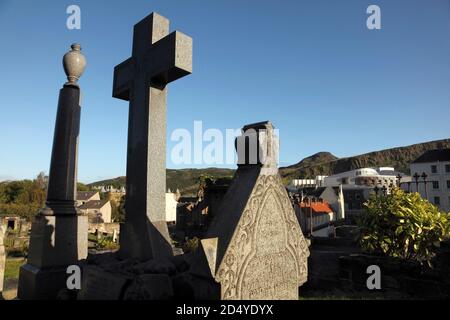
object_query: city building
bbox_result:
[166,191,178,223]
[294,200,336,238]
[298,186,345,220]
[78,200,112,223]
[410,149,450,212]
[323,167,398,188]
[289,166,407,219]
[76,191,100,207]
[287,176,327,192]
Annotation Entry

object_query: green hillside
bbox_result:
[89,138,450,194]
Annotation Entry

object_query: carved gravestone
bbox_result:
[191,122,310,300]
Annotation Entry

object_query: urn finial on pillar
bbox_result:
[63,43,86,87]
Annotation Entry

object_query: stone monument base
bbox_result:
[18,264,71,300]
[76,250,220,300]
[18,211,88,300]
[118,219,174,261]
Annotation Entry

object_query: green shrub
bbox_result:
[357,188,450,266]
[182,237,200,254]
[95,236,119,251]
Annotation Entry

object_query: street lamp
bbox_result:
[396,174,402,187]
[413,172,420,192]
[421,172,428,199]
[374,186,379,196]
[389,182,394,193]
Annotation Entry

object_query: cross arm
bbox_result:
[143,31,193,85]
[113,57,135,101]
[112,31,192,101]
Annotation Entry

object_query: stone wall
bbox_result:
[338,242,450,299]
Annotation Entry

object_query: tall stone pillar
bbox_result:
[18,44,88,300]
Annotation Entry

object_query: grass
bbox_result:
[4,258,25,280]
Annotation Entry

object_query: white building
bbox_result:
[287,176,327,192]
[323,167,398,188]
[166,191,179,223]
[78,200,112,224]
[410,149,450,212]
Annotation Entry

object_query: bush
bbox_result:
[96,236,119,251]
[357,188,450,266]
[182,237,200,254]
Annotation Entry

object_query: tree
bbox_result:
[77,182,91,191]
[357,188,450,265]
[0,173,47,220]
[111,196,126,223]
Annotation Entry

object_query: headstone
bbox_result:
[77,266,129,300]
[123,274,173,300]
[112,12,192,261]
[18,44,88,300]
[191,122,310,300]
[0,223,6,298]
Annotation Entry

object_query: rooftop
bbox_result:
[412,149,450,164]
[79,200,108,210]
[77,191,98,201]
[299,201,333,215]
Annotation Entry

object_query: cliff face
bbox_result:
[279,139,450,182]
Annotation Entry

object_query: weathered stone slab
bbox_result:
[123,274,173,300]
[78,266,129,300]
[191,122,310,300]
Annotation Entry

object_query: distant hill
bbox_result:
[89,138,450,194]
[88,168,235,195]
[279,138,450,183]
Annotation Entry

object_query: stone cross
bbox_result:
[113,12,192,261]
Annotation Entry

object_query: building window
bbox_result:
[446,164,450,173]
[431,165,437,173]
[447,180,450,189]
[432,181,439,189]
[434,197,440,205]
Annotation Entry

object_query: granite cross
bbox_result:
[113,12,192,261]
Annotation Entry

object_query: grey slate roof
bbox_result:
[77,191,98,201]
[79,200,108,210]
[412,149,450,164]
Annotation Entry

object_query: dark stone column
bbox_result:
[18,44,88,300]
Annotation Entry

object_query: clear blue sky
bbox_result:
[0,0,449,183]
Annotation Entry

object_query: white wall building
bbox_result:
[166,192,179,223]
[410,149,450,212]
[287,176,327,192]
[323,167,398,188]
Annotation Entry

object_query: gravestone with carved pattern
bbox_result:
[190,122,310,300]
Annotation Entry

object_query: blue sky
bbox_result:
[0,0,449,183]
